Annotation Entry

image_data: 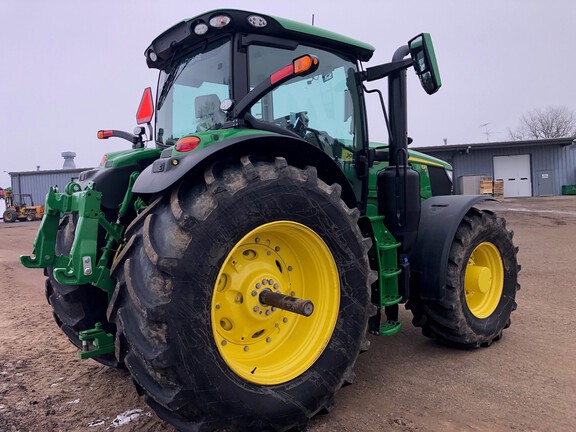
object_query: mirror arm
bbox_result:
[360,57,412,82]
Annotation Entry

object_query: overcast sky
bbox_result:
[1,0,575,188]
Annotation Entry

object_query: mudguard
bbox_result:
[132,133,359,208]
[409,195,496,301]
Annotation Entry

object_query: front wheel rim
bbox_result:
[211,221,340,385]
[464,242,504,319]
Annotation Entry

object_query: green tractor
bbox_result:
[21,9,519,432]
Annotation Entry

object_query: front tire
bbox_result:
[3,210,17,223]
[108,156,372,431]
[407,208,519,348]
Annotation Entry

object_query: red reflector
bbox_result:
[270,65,294,85]
[136,87,154,124]
[175,136,200,152]
[101,154,108,166]
[97,130,113,139]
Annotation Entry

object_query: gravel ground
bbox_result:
[1,196,575,432]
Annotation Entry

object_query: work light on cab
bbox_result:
[247,15,267,28]
[209,15,231,28]
[194,22,209,35]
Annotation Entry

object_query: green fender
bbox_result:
[409,195,496,301]
[132,133,359,209]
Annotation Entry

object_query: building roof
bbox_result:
[413,137,575,153]
[8,168,92,176]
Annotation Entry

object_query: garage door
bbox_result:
[493,154,532,197]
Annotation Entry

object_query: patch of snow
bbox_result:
[66,399,81,404]
[110,409,144,428]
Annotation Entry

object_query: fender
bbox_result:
[132,133,359,208]
[409,195,496,301]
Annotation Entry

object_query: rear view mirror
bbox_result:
[408,33,441,95]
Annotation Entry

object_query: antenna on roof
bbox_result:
[311,14,315,26]
[480,122,493,142]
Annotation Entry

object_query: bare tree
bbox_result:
[508,106,576,140]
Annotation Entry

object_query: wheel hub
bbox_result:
[211,221,339,385]
[464,242,504,319]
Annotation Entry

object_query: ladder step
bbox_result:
[382,295,402,307]
[381,268,401,279]
[379,320,402,336]
[379,242,401,251]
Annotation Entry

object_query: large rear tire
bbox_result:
[108,156,372,431]
[407,208,519,348]
[45,215,119,367]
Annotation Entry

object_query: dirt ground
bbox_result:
[1,196,575,432]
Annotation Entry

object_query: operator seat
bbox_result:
[195,94,226,131]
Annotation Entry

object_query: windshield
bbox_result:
[249,44,361,161]
[156,38,231,145]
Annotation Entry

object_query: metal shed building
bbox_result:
[9,168,92,206]
[413,138,576,197]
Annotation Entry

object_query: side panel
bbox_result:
[409,195,495,301]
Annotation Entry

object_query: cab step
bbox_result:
[379,320,402,336]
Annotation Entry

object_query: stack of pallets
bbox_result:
[480,177,493,196]
[493,180,504,199]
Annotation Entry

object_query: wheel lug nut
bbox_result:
[288,266,293,271]
[290,291,295,296]
[268,279,274,285]
[244,346,249,351]
[251,290,257,296]
[271,307,276,312]
[221,340,227,346]
[216,304,221,309]
[262,279,268,285]
[266,337,271,343]
[275,246,280,252]
[253,306,259,312]
[256,283,261,289]
[255,237,260,243]
[267,251,271,256]
[283,317,288,323]
[273,283,279,289]
[265,310,271,316]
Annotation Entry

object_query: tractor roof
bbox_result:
[145,9,375,70]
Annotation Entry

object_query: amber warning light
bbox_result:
[270,55,318,85]
[97,130,113,139]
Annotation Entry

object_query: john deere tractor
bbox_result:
[21,9,518,432]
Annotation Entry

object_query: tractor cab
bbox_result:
[141,9,441,209]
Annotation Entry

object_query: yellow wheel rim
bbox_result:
[464,242,504,319]
[211,221,339,385]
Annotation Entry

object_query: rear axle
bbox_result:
[259,289,314,317]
